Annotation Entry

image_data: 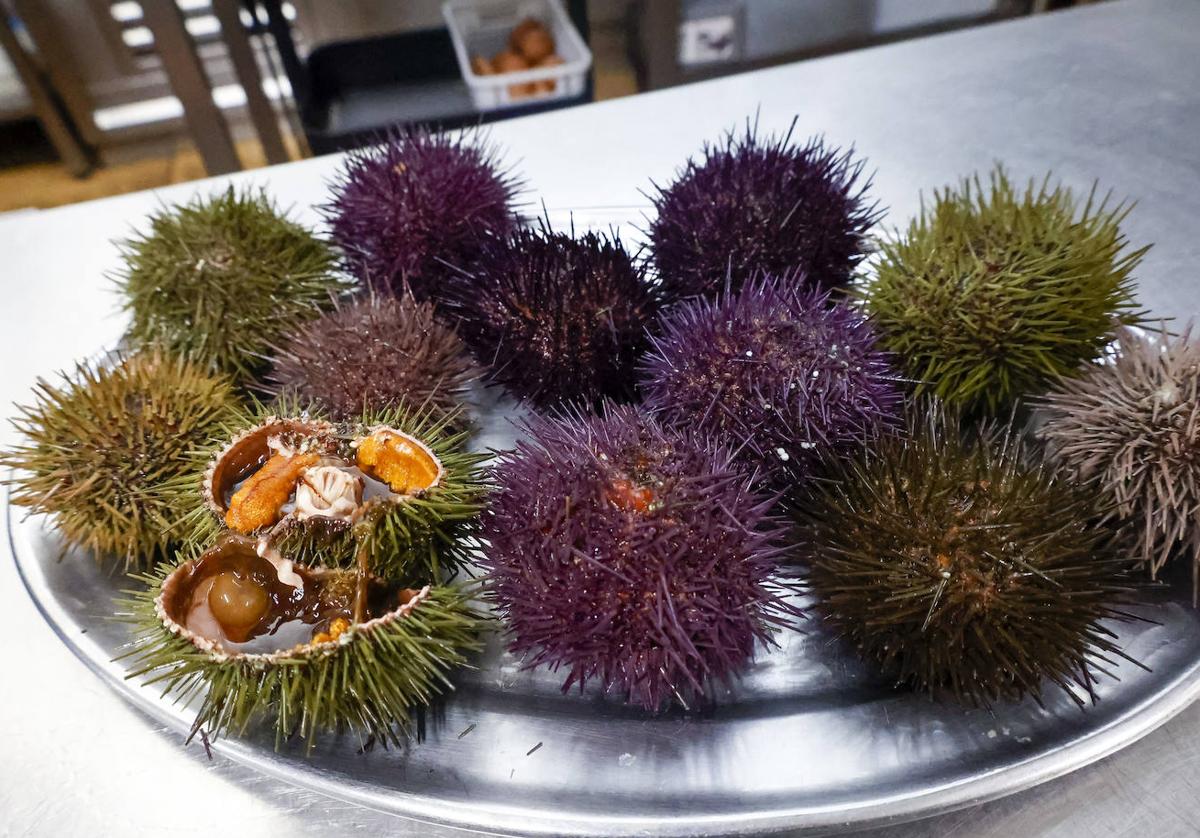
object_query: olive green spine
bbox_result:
[120,573,484,749]
[2,350,239,567]
[116,187,345,386]
[859,166,1148,412]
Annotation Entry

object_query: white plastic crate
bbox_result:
[443,0,592,112]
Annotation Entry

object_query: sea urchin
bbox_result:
[117,187,343,384]
[323,127,521,304]
[443,227,661,409]
[3,350,239,567]
[860,166,1148,412]
[640,271,901,489]
[265,294,478,423]
[648,118,878,301]
[799,400,1134,707]
[1038,325,1200,589]
[481,406,795,711]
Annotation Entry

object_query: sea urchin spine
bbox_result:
[800,400,1136,707]
[648,117,879,301]
[481,405,796,710]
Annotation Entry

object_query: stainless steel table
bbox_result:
[3,1,1198,834]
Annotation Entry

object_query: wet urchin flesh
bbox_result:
[481,405,797,711]
[799,400,1137,707]
[116,187,344,385]
[859,166,1148,412]
[265,294,479,423]
[443,226,661,410]
[1038,325,1200,589]
[323,127,521,305]
[3,350,239,567]
[647,117,879,301]
[640,271,902,490]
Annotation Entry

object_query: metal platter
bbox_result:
[11,383,1200,837]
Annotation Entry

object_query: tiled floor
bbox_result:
[0,22,639,214]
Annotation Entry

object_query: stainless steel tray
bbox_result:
[11,388,1200,837]
[9,210,1200,837]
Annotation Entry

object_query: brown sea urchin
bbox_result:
[265,294,478,422]
[1039,325,1200,589]
[800,400,1135,707]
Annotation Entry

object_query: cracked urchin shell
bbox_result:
[323,127,521,305]
[174,398,488,583]
[122,536,482,749]
[799,399,1136,708]
[640,271,902,491]
[2,350,239,567]
[264,294,479,423]
[1037,325,1200,589]
[442,226,661,410]
[116,187,344,385]
[480,405,796,711]
[647,118,879,301]
[859,165,1148,413]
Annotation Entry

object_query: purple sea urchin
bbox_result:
[324,127,521,304]
[481,406,795,711]
[640,272,901,489]
[800,400,1135,707]
[1038,325,1200,588]
[648,119,878,301]
[265,295,478,422]
[443,227,661,409]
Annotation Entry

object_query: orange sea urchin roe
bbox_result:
[355,430,441,495]
[225,451,320,533]
[606,478,654,513]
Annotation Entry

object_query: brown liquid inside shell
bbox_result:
[165,534,414,655]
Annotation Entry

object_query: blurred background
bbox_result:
[0,0,1102,212]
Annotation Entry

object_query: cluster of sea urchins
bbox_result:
[3,350,238,567]
[799,401,1134,707]
[324,127,521,305]
[116,187,343,386]
[443,226,661,410]
[481,406,796,711]
[1038,325,1200,588]
[640,271,902,490]
[648,118,878,300]
[860,166,1148,412]
[265,294,478,423]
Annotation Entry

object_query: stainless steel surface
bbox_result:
[4,1,1200,835]
[12,462,1200,836]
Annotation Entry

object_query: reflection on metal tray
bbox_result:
[11,377,1200,837]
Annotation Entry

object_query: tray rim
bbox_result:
[12,492,1200,837]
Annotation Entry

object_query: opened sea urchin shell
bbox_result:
[126,533,481,747]
[180,403,486,583]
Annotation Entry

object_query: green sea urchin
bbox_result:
[1038,325,1200,588]
[117,187,344,384]
[177,400,487,583]
[123,533,482,748]
[3,350,239,567]
[800,400,1134,707]
[648,118,878,300]
[860,167,1147,412]
[265,295,478,423]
